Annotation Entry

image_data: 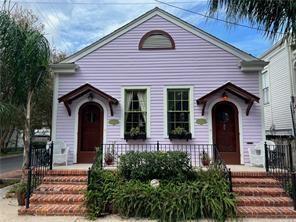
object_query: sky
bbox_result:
[12,0,278,57]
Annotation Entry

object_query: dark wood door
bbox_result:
[212,101,240,164]
[78,102,103,163]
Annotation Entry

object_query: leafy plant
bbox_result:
[171,127,188,135]
[14,182,27,193]
[86,168,122,219]
[129,127,141,136]
[118,151,196,181]
[169,127,192,140]
[113,167,236,222]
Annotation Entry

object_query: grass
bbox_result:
[0,148,23,157]
[0,179,19,189]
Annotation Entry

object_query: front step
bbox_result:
[232,178,280,187]
[35,184,87,194]
[19,169,88,216]
[43,176,87,184]
[19,204,87,216]
[233,187,287,197]
[237,206,296,218]
[233,171,296,218]
[30,194,85,205]
[237,196,293,207]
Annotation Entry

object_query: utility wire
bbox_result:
[1,0,200,5]
[155,0,284,35]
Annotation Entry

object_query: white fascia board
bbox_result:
[50,63,79,74]
[239,60,269,72]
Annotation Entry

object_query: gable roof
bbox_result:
[58,83,118,116]
[61,7,261,64]
[196,82,260,116]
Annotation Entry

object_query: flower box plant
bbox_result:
[124,127,146,141]
[169,127,192,141]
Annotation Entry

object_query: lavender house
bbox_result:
[51,8,267,166]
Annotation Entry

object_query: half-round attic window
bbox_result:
[139,30,175,50]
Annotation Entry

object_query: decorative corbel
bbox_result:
[246,99,254,116]
[64,101,71,116]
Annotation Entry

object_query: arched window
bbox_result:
[139,30,175,50]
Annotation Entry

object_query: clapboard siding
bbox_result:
[56,15,262,164]
[262,44,293,134]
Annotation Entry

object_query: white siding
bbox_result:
[262,44,293,135]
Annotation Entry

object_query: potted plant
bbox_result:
[124,127,146,141]
[15,182,27,206]
[169,127,192,141]
[201,151,210,166]
[104,144,115,165]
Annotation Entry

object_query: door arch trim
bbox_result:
[207,98,244,164]
[73,98,108,163]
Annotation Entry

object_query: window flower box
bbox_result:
[168,127,192,141]
[124,132,146,141]
[168,132,192,141]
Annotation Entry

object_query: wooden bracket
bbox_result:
[246,99,254,116]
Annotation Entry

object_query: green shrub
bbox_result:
[113,167,235,222]
[86,168,122,219]
[118,151,195,181]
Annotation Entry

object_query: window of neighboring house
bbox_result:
[262,71,270,104]
[124,89,147,135]
[167,88,190,134]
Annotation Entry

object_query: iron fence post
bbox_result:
[291,172,296,210]
[289,143,294,172]
[25,141,33,209]
[49,141,53,170]
[87,167,91,187]
[228,168,233,192]
[157,141,159,151]
[264,142,269,172]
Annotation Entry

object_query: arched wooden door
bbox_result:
[78,102,103,163]
[212,101,240,164]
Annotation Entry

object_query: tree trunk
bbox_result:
[22,91,33,181]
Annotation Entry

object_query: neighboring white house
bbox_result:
[260,39,296,137]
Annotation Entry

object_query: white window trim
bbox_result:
[120,86,151,138]
[163,85,194,138]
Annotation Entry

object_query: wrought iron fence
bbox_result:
[26,141,53,208]
[87,142,232,193]
[265,143,296,209]
[102,142,215,168]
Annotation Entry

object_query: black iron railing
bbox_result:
[213,145,233,192]
[102,142,215,168]
[265,142,296,209]
[26,141,53,208]
[87,147,103,186]
[87,142,232,192]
